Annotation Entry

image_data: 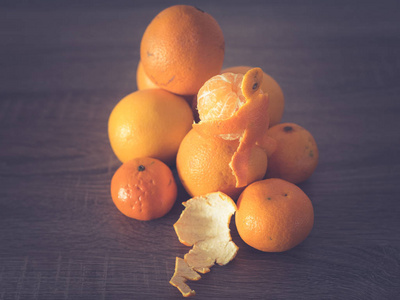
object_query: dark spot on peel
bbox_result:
[283,126,293,132]
[146,51,153,57]
[252,83,258,90]
[138,165,145,172]
[309,150,314,157]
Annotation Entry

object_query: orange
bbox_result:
[236,178,314,252]
[108,89,193,166]
[110,157,177,221]
[136,60,158,90]
[222,66,285,127]
[140,5,225,95]
[193,68,274,187]
[176,128,268,200]
[265,123,319,184]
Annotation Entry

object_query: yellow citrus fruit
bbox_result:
[176,128,268,200]
[108,89,193,165]
[140,5,225,95]
[236,178,314,252]
[222,66,284,127]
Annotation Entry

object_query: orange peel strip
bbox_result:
[193,67,271,187]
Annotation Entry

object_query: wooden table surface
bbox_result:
[1,1,399,299]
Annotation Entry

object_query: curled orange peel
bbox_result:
[169,192,238,297]
[193,67,272,187]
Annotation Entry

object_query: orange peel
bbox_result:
[170,192,238,297]
[170,257,201,297]
[193,67,272,187]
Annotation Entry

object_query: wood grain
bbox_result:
[1,0,399,299]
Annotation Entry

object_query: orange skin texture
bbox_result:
[236,178,314,252]
[111,157,177,221]
[136,60,158,90]
[222,66,284,127]
[265,123,319,184]
[108,89,193,166]
[140,5,225,95]
[194,68,273,188]
[176,129,268,200]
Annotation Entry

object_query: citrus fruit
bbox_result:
[222,66,285,127]
[170,192,238,297]
[193,68,273,187]
[176,128,268,200]
[136,60,158,90]
[236,178,314,252]
[108,89,193,165]
[265,123,319,184]
[110,157,177,221]
[140,5,225,95]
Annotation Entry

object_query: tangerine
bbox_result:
[194,68,274,187]
[110,157,177,221]
[236,178,314,252]
[265,123,319,184]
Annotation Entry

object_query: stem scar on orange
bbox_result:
[193,67,274,188]
[110,157,177,221]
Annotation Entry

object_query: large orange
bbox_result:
[222,66,285,127]
[236,178,314,252]
[176,128,268,200]
[140,5,225,95]
[265,123,319,184]
[108,89,193,165]
[111,157,177,221]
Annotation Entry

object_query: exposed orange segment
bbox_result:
[197,73,245,122]
[193,67,271,188]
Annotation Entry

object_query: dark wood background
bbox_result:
[1,0,399,299]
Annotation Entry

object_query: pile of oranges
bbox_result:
[108,5,318,255]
